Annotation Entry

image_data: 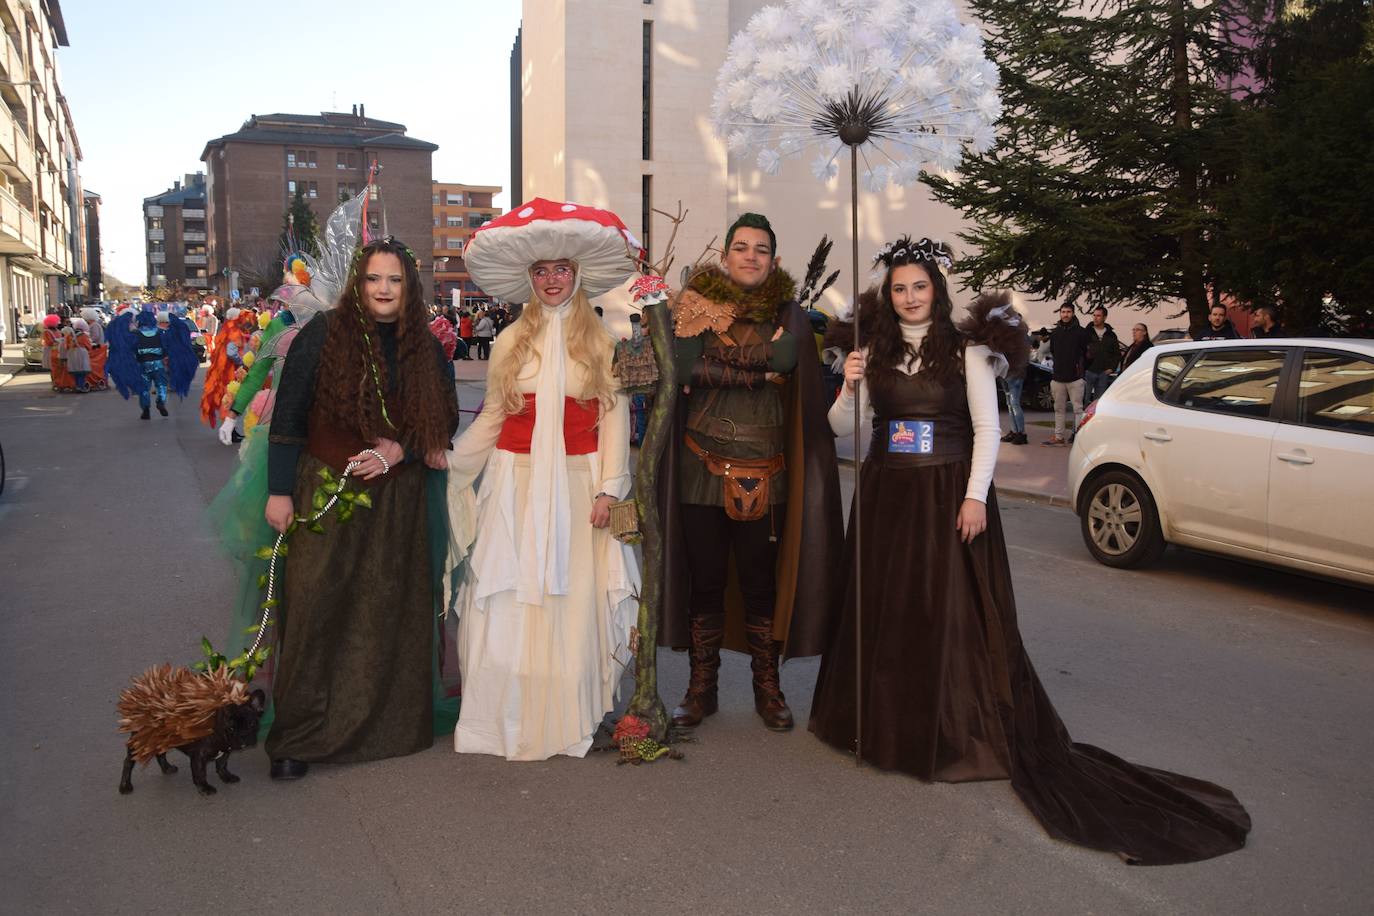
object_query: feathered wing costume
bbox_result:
[106,309,199,405]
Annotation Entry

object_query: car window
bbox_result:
[1173,349,1286,418]
[1154,353,1189,399]
[1296,351,1374,436]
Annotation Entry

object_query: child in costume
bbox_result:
[200,307,255,428]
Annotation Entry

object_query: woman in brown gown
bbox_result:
[809,237,1251,865]
[262,237,458,779]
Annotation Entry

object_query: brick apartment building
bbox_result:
[143,173,207,290]
[431,181,501,307]
[200,109,438,299]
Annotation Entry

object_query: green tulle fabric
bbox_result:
[207,429,461,740]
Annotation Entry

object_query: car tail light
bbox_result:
[1078,399,1097,431]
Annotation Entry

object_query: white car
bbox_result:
[1068,338,1374,588]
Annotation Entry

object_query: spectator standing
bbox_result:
[1001,322,1032,445]
[1251,305,1284,339]
[1044,305,1089,446]
[473,310,495,360]
[1121,323,1154,370]
[1196,304,1241,340]
[458,309,474,359]
[1083,306,1120,404]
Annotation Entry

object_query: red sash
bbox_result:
[496,394,599,455]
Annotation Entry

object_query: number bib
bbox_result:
[888,419,935,455]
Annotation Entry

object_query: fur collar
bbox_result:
[673,266,796,338]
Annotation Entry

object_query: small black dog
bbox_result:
[118,689,265,796]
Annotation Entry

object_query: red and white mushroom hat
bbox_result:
[464,198,645,303]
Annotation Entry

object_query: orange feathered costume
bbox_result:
[200,311,255,427]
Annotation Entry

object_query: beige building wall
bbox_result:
[519,0,1069,332]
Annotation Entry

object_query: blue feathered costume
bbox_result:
[107,309,199,419]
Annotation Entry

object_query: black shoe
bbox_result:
[156,400,168,417]
[231,430,244,443]
[270,758,309,780]
[1000,431,1016,442]
[1012,432,1028,445]
[140,407,150,420]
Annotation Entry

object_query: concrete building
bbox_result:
[200,109,439,299]
[143,173,207,291]
[512,0,1024,329]
[431,181,502,307]
[0,0,84,342]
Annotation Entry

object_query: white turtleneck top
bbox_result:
[827,319,1001,504]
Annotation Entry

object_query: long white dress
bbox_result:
[446,308,639,760]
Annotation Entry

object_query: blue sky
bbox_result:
[58,0,523,286]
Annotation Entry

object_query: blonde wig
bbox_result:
[487,282,618,418]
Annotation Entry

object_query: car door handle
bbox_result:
[1143,430,1172,442]
[1277,452,1315,465]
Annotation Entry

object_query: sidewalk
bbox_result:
[0,351,26,388]
[835,408,1073,506]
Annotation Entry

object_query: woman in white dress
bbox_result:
[446,199,641,760]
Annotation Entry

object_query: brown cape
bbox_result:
[656,290,844,660]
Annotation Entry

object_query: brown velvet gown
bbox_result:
[809,366,1251,865]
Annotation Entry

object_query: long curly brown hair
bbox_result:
[862,252,962,384]
[314,238,452,454]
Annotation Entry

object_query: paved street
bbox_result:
[2,364,1372,915]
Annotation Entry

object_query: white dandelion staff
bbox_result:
[711,0,1001,767]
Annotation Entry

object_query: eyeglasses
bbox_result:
[530,265,574,281]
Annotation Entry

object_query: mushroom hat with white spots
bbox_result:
[464,198,644,303]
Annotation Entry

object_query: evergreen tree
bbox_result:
[279,186,321,258]
[1211,1,1374,335]
[923,0,1249,331]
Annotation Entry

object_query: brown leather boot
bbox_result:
[745,616,794,731]
[671,615,724,728]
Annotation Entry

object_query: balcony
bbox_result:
[145,205,164,218]
[0,102,33,182]
[182,230,206,242]
[184,254,207,265]
[182,208,204,218]
[186,278,210,288]
[147,228,164,241]
[149,252,166,264]
[0,32,18,84]
[0,187,38,255]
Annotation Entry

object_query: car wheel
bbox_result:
[1032,383,1053,411]
[1079,470,1166,569]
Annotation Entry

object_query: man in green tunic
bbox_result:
[661,213,843,731]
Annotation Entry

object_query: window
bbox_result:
[642,174,652,262]
[432,194,440,205]
[336,152,357,170]
[447,237,464,250]
[434,235,443,250]
[1172,349,1286,418]
[1296,351,1374,435]
[287,180,297,195]
[286,150,297,168]
[305,150,317,168]
[369,185,380,202]
[306,181,318,199]
[447,216,462,227]
[467,214,485,228]
[447,193,464,205]
[642,20,653,160]
[434,217,440,227]
[147,217,162,230]
[1153,353,1188,400]
[337,183,357,201]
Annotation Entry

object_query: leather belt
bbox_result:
[687,410,782,446]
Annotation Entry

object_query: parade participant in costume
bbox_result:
[200,307,255,427]
[657,213,843,731]
[80,308,109,390]
[809,238,1251,865]
[41,314,65,390]
[445,198,639,761]
[105,307,198,419]
[65,318,94,392]
[263,236,458,779]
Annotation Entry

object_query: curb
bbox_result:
[836,455,1072,509]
